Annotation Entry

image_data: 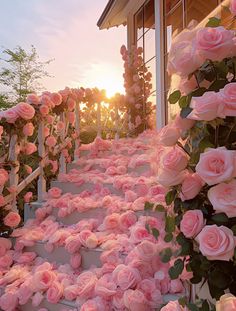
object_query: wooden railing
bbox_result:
[0,88,127,222]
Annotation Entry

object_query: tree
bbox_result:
[0,45,53,106]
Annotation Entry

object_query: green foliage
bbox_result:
[0,45,53,103]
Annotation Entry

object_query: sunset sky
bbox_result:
[0,0,126,97]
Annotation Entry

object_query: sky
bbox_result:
[0,0,126,97]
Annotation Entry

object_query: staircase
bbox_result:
[0,132,186,311]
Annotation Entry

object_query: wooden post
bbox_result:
[115,100,119,140]
[59,113,66,174]
[9,134,19,211]
[97,102,102,138]
[74,102,80,161]
[38,121,46,202]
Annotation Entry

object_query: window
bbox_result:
[134,0,156,121]
[164,0,221,120]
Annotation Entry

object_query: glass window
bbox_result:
[165,0,181,13]
[145,57,156,94]
[186,0,219,25]
[144,29,155,61]
[144,0,155,32]
[135,8,143,40]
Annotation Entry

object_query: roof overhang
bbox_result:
[97,0,129,29]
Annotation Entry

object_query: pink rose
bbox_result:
[159,125,181,146]
[17,284,33,305]
[4,211,21,228]
[24,142,37,155]
[48,187,62,198]
[196,147,236,185]
[15,102,35,120]
[180,173,204,201]
[40,104,49,116]
[50,92,62,106]
[78,230,98,249]
[161,146,188,172]
[188,91,224,121]
[130,225,151,243]
[24,191,33,203]
[68,111,75,124]
[196,27,236,62]
[112,264,141,290]
[15,251,37,264]
[67,98,76,111]
[157,168,187,187]
[32,292,44,307]
[230,0,236,15]
[119,211,137,231]
[33,270,56,290]
[174,113,195,132]
[0,292,18,311]
[0,168,8,186]
[76,271,98,298]
[134,240,157,261]
[219,83,236,116]
[180,210,205,238]
[123,289,149,311]
[46,135,57,147]
[196,225,236,261]
[208,179,236,217]
[24,164,32,174]
[160,300,185,311]
[98,213,120,231]
[0,238,12,256]
[26,93,40,105]
[0,195,5,207]
[216,293,236,311]
[46,281,63,303]
[95,274,117,297]
[23,122,34,136]
[3,108,18,123]
[0,252,13,268]
[70,253,82,269]
[64,285,79,301]
[65,235,81,254]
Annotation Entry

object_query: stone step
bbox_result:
[19,293,182,311]
[20,298,77,311]
[51,180,124,196]
[78,147,148,159]
[67,162,152,176]
[26,241,103,269]
[24,202,164,225]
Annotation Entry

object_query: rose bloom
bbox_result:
[119,210,137,231]
[180,172,204,201]
[46,135,57,147]
[160,300,186,311]
[112,264,141,290]
[195,147,236,185]
[188,91,224,121]
[0,195,5,207]
[134,240,157,261]
[48,187,62,198]
[0,292,18,311]
[76,271,98,298]
[196,26,236,62]
[23,122,34,136]
[3,108,19,123]
[159,124,181,146]
[219,82,236,116]
[33,270,56,291]
[216,294,236,311]
[196,225,236,261]
[24,191,33,203]
[78,230,98,249]
[15,102,35,120]
[50,92,62,106]
[26,93,40,105]
[70,252,82,269]
[123,289,149,311]
[208,179,236,218]
[24,142,37,155]
[180,210,205,238]
[4,211,21,228]
[0,238,12,256]
[157,168,187,187]
[95,273,117,298]
[161,146,188,172]
[174,113,195,132]
[46,281,63,303]
[39,104,49,116]
[0,168,9,186]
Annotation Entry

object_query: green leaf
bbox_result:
[152,228,160,240]
[179,96,188,108]
[208,79,228,92]
[199,139,214,152]
[211,213,229,225]
[165,216,176,233]
[145,223,150,233]
[164,232,173,242]
[144,201,154,211]
[165,189,177,205]
[169,259,184,279]
[160,248,172,263]
[231,225,236,235]
[178,297,187,307]
[201,300,210,311]
[168,90,181,105]
[206,17,221,27]
[155,204,165,212]
[187,303,199,311]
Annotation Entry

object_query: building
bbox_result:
[97,0,231,129]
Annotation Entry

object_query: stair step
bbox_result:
[51,180,124,196]
[26,241,102,269]
[24,202,164,225]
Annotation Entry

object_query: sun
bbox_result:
[96,75,124,98]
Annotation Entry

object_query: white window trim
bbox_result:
[155,0,166,130]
